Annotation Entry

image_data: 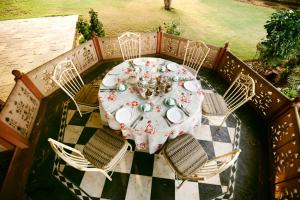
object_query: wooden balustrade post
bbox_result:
[292,96,300,109]
[91,32,103,62]
[212,42,229,71]
[156,26,163,54]
[12,70,44,101]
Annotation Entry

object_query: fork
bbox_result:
[111,105,124,115]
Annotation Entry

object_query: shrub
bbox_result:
[163,21,182,36]
[76,9,105,43]
[257,10,300,67]
[281,87,298,99]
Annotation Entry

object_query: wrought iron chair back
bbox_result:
[193,149,241,180]
[221,72,256,124]
[48,128,132,181]
[162,136,241,189]
[52,60,98,117]
[118,32,141,61]
[182,40,210,77]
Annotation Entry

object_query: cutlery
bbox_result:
[163,115,171,127]
[100,88,116,91]
[163,112,173,126]
[177,104,190,117]
[180,104,190,116]
[131,114,143,128]
[111,105,124,115]
[133,116,144,128]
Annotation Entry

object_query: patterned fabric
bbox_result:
[99,57,205,154]
[75,84,99,107]
[82,128,126,169]
[164,134,208,176]
[202,92,228,115]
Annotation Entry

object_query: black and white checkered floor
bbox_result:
[51,96,241,200]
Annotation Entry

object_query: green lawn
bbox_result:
[0,0,274,60]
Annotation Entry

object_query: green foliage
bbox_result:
[89,9,105,37]
[281,87,298,99]
[257,10,300,67]
[163,21,182,36]
[76,9,105,43]
[288,66,300,89]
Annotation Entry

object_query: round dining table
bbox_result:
[98,57,204,154]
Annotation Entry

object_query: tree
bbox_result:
[76,9,105,43]
[164,0,172,10]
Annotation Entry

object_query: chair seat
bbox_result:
[83,128,127,169]
[75,84,99,107]
[202,92,228,115]
[164,134,208,176]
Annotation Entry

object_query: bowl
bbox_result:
[117,84,127,92]
[139,103,152,112]
[164,97,176,107]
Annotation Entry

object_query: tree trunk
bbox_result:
[164,0,172,10]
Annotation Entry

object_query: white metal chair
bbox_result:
[52,60,99,117]
[202,72,255,127]
[161,134,241,189]
[118,32,141,61]
[182,40,210,77]
[48,128,132,181]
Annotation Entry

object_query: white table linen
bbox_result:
[99,57,204,154]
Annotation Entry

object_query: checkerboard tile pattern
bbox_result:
[51,96,241,200]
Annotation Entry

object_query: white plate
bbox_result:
[133,58,145,66]
[167,107,184,124]
[115,107,133,124]
[167,63,179,72]
[102,76,117,87]
[184,81,198,92]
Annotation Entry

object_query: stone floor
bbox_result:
[26,64,269,200]
[0,15,78,101]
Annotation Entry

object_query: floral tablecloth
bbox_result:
[98,57,204,154]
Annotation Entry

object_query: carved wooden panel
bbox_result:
[270,107,299,150]
[217,52,290,118]
[0,81,40,138]
[177,40,188,60]
[203,44,219,69]
[274,178,300,199]
[161,33,187,59]
[272,140,300,183]
[160,33,219,68]
[72,40,98,73]
[27,40,98,97]
[99,36,122,60]
[140,32,157,55]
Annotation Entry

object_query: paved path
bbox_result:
[0,15,78,101]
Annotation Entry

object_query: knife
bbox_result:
[177,104,190,117]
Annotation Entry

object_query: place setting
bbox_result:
[100,76,128,92]
[162,97,190,127]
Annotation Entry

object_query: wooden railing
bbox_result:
[0,30,299,200]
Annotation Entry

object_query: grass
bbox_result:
[0,0,274,60]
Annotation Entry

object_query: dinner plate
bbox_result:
[184,80,198,92]
[167,63,179,72]
[115,107,133,124]
[102,76,117,87]
[167,107,184,124]
[133,58,145,66]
